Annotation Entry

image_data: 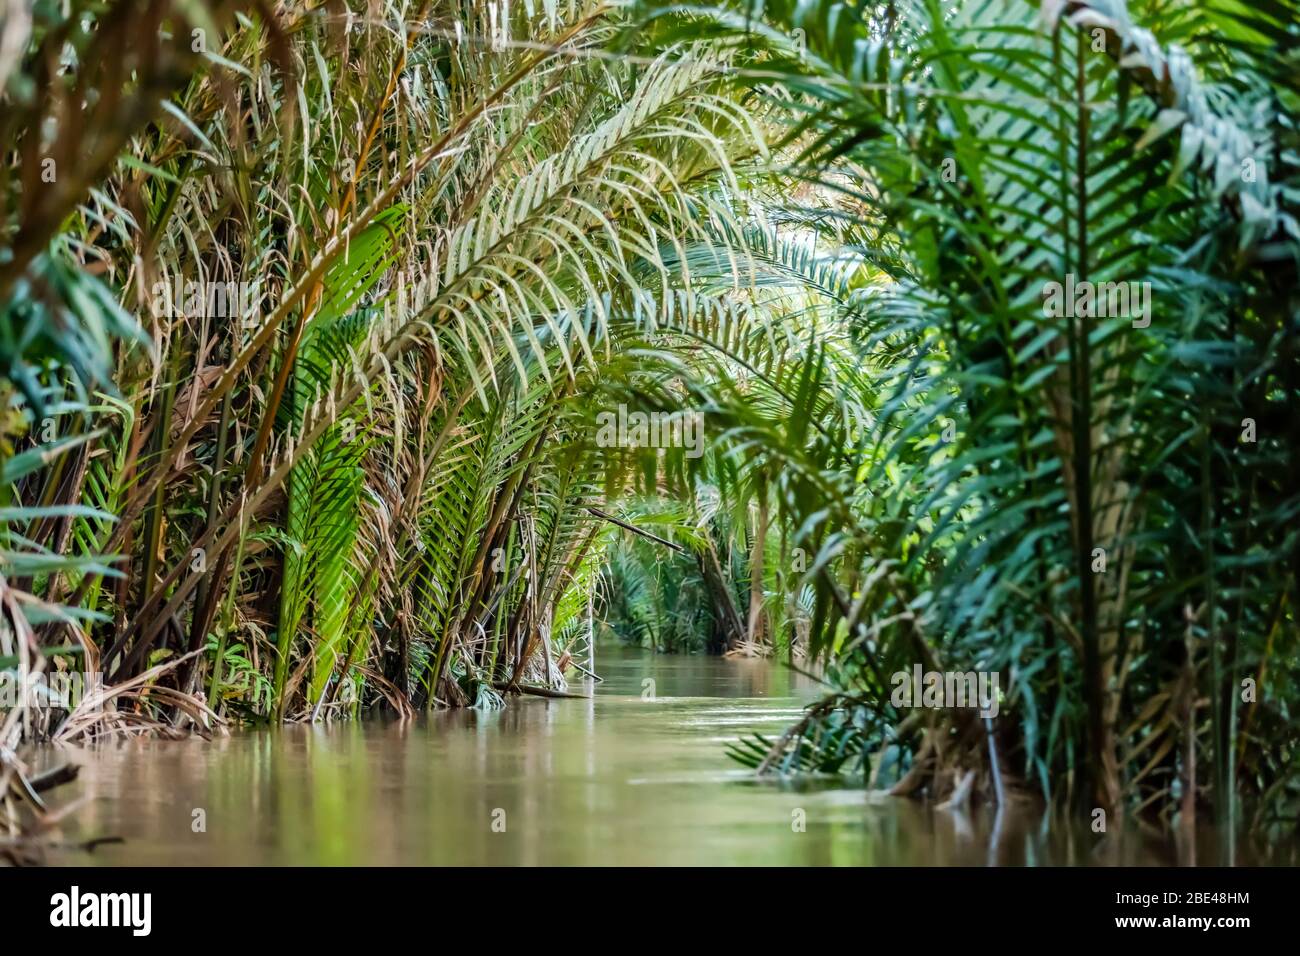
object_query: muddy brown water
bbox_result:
[47,647,1208,865]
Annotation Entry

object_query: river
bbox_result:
[50,647,1181,865]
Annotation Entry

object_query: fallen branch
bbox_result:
[493,681,590,700]
[586,507,685,554]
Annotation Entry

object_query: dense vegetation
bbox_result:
[2,0,1297,858]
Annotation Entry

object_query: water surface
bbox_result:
[52,647,1174,865]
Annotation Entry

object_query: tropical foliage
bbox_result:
[627,0,1300,852]
[1,0,1298,859]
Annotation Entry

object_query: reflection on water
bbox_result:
[49,647,1194,865]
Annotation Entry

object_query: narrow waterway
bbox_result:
[51,647,1171,865]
